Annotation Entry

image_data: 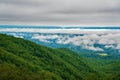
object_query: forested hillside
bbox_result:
[0,34,120,80]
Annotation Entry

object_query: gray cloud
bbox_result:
[0,0,120,25]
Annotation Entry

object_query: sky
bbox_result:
[0,0,120,26]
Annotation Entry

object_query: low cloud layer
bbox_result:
[31,30,120,51]
[0,0,120,25]
[1,27,120,52]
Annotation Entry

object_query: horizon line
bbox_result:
[0,24,120,27]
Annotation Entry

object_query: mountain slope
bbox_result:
[0,34,101,80]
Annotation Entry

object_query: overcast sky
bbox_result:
[0,0,120,26]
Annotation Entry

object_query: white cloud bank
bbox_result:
[31,30,120,51]
[1,28,119,51]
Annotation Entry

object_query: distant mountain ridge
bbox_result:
[0,25,120,29]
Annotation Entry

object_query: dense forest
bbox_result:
[0,34,120,80]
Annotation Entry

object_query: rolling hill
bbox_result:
[0,34,101,80]
[0,34,120,80]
